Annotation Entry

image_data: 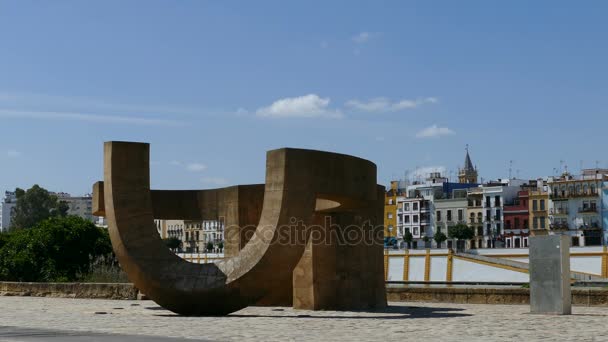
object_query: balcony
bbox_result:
[578,207,598,214]
[550,222,569,230]
[531,207,547,213]
[550,193,568,200]
[571,190,599,198]
[577,223,601,230]
[550,208,569,215]
[419,206,431,213]
[551,190,598,200]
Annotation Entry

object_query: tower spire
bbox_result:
[459,145,478,184]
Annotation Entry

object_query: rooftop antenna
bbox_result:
[509,160,513,179]
[596,160,600,169]
[559,160,564,174]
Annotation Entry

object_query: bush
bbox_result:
[0,216,112,282]
[78,254,129,283]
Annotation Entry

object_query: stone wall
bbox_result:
[0,282,138,300]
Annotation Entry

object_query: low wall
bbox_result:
[3,282,608,307]
[387,286,608,306]
[0,282,138,300]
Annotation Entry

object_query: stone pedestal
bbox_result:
[529,235,571,315]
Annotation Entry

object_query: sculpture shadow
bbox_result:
[150,305,471,320]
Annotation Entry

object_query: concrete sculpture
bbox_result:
[93,141,386,316]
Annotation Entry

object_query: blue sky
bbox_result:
[1,0,607,195]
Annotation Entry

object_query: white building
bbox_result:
[157,219,225,253]
[0,191,17,232]
[434,189,469,248]
[547,169,607,246]
[480,179,525,248]
[54,192,95,222]
[396,197,431,248]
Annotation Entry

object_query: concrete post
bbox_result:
[529,235,571,315]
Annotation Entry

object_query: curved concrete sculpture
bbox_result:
[94,141,386,316]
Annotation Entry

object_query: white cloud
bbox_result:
[7,149,21,158]
[0,109,182,126]
[352,32,372,44]
[186,163,207,172]
[345,97,438,113]
[235,107,249,116]
[256,94,343,119]
[169,160,182,166]
[415,125,455,138]
[201,177,229,186]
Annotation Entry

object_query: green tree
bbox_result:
[0,216,112,282]
[206,242,214,252]
[448,224,475,240]
[10,185,69,230]
[434,232,447,248]
[163,237,182,251]
[217,241,224,251]
[403,231,413,249]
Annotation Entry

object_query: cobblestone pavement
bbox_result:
[0,297,607,341]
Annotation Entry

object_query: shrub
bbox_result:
[78,254,129,283]
[0,216,112,282]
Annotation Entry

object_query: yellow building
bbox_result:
[384,181,403,238]
[529,190,549,236]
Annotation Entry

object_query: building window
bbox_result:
[514,217,520,229]
[540,199,545,211]
[436,211,442,222]
[413,202,418,211]
[533,217,538,229]
[387,213,393,219]
[404,203,410,211]
[404,216,410,223]
[495,196,501,206]
[413,215,419,223]
[495,209,501,220]
[388,199,394,205]
[540,217,546,229]
[458,209,463,222]
[447,210,452,222]
[532,200,538,211]
[486,196,491,207]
